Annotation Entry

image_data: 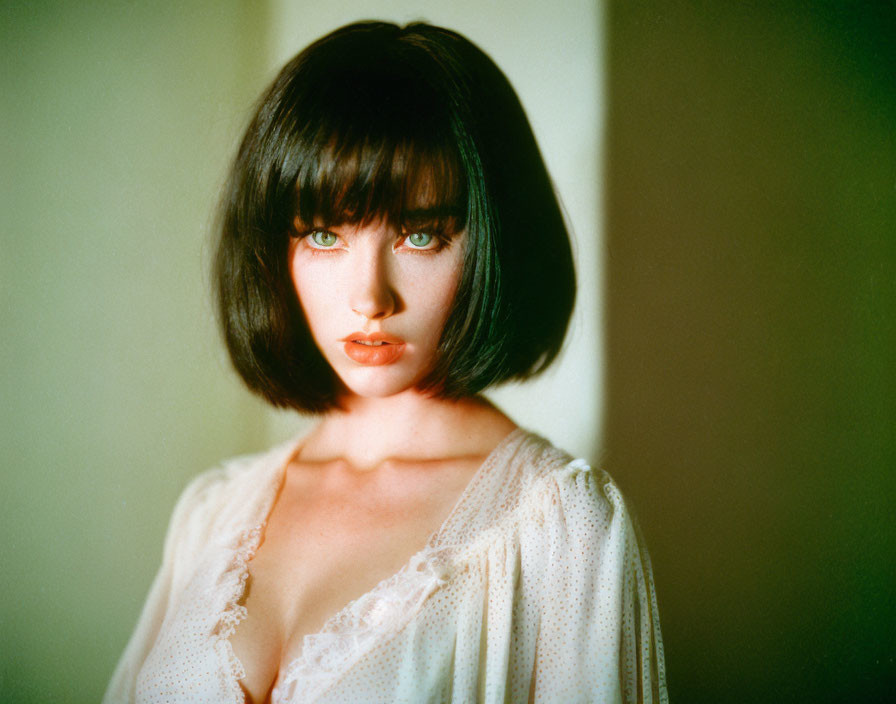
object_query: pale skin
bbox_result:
[228,217,517,703]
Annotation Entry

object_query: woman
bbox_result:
[105,21,666,704]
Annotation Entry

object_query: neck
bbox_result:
[301,390,513,470]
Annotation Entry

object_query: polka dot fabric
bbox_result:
[104,431,667,703]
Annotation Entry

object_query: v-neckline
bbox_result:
[224,426,527,703]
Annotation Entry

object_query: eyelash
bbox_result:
[300,229,450,253]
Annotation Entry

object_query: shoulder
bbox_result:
[504,432,646,571]
[513,431,629,525]
[161,438,298,563]
[511,431,658,595]
[507,434,668,702]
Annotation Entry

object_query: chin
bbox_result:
[336,368,421,400]
[324,344,436,399]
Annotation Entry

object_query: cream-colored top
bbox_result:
[104,430,667,703]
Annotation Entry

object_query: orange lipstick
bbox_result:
[341,332,406,366]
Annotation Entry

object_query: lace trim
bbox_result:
[216,524,264,702]
[269,431,526,703]
[272,545,454,703]
[272,456,595,703]
[210,430,593,704]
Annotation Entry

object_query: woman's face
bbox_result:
[288,216,464,400]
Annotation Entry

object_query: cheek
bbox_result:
[295,282,333,341]
[435,275,460,316]
[417,264,462,335]
[289,256,333,339]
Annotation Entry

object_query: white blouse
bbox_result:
[104,429,667,703]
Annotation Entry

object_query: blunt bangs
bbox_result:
[289,35,467,231]
[215,21,576,412]
[293,130,467,234]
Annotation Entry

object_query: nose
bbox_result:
[349,245,396,321]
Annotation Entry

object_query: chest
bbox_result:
[228,460,478,703]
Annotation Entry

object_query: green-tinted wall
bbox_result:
[1,2,269,700]
[604,2,895,701]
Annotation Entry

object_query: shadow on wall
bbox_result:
[603,2,895,702]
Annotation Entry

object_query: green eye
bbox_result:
[406,232,433,248]
[310,230,337,248]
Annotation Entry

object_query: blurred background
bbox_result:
[604,3,895,701]
[1,1,892,702]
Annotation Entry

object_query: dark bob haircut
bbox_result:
[214,21,576,413]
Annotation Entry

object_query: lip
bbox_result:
[341,332,406,366]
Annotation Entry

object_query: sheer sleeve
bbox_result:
[102,469,225,704]
[526,463,667,703]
